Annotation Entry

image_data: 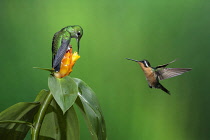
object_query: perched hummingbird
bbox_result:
[126,58,192,94]
[52,25,83,72]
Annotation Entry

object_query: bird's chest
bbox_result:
[139,64,157,87]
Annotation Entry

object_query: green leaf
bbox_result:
[38,100,79,140]
[65,105,80,140]
[34,89,50,103]
[73,78,107,140]
[0,102,40,140]
[48,75,78,114]
[33,89,79,140]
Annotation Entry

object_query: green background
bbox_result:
[0,0,209,140]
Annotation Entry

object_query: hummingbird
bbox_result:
[52,25,83,72]
[126,58,192,94]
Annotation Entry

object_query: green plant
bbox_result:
[0,47,106,140]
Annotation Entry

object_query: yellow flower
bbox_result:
[54,47,80,78]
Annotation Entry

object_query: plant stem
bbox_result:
[31,92,53,140]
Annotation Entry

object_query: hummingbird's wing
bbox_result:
[155,59,176,69]
[52,34,70,72]
[156,68,192,80]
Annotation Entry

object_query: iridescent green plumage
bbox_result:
[52,25,83,72]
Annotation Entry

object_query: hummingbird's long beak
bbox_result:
[125,58,141,62]
[77,38,80,54]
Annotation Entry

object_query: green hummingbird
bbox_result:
[52,25,83,72]
[126,58,192,94]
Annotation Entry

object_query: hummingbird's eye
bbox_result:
[77,32,81,36]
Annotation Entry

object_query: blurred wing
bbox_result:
[155,59,176,69]
[156,68,192,80]
[52,38,70,72]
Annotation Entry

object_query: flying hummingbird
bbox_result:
[52,25,83,72]
[126,58,192,94]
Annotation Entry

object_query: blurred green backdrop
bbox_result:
[0,0,210,140]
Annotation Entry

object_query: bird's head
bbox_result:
[141,60,151,67]
[66,25,83,53]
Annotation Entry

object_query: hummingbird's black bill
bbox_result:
[126,58,142,62]
[77,38,80,54]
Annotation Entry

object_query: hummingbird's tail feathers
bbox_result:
[155,59,176,69]
[54,64,61,72]
[158,84,170,95]
[156,68,192,80]
[125,58,140,62]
